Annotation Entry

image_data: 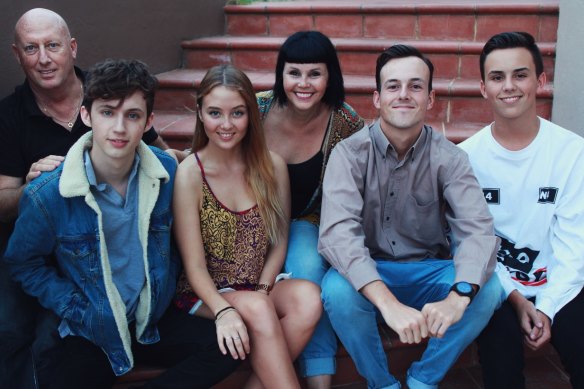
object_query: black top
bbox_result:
[287,151,324,219]
[0,66,158,178]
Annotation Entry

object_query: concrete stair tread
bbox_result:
[156,68,554,98]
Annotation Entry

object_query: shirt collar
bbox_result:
[83,149,141,193]
[408,126,429,162]
[372,120,430,162]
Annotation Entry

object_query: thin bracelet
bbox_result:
[215,308,237,323]
[215,306,235,320]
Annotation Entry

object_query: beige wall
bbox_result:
[0,0,226,96]
[552,0,584,137]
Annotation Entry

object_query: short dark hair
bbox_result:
[272,31,344,109]
[84,59,158,116]
[376,44,434,92]
[479,32,544,81]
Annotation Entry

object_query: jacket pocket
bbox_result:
[62,292,95,341]
[56,235,100,287]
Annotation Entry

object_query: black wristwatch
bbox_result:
[450,282,477,303]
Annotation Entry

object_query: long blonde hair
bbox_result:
[192,65,287,244]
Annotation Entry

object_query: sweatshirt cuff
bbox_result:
[535,296,557,323]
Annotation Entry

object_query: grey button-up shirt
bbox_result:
[318,121,498,291]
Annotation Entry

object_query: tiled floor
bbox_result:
[337,353,571,388]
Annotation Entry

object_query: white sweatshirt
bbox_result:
[459,118,584,321]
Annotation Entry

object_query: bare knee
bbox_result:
[280,280,322,326]
[238,293,280,336]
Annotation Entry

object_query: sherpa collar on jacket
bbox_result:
[59,131,169,197]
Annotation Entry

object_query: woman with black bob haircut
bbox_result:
[272,31,345,109]
[257,30,364,389]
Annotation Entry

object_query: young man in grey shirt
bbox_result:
[318,44,502,389]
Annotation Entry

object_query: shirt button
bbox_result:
[390,192,394,196]
[391,241,396,245]
[386,216,390,221]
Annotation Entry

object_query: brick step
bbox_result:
[154,69,553,130]
[182,36,556,81]
[154,109,489,150]
[111,328,560,389]
[224,0,558,42]
[110,329,440,388]
[152,110,197,149]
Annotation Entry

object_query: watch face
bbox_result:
[456,282,473,294]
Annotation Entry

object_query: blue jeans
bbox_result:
[321,259,504,389]
[284,220,336,377]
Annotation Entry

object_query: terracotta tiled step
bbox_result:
[154,107,495,151]
[111,331,562,388]
[154,69,553,132]
[153,110,197,149]
[182,36,556,81]
[224,0,558,42]
[109,328,426,388]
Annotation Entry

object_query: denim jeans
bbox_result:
[322,258,504,389]
[284,220,336,377]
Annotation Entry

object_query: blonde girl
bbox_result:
[173,64,321,389]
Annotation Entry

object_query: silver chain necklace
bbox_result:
[38,82,83,129]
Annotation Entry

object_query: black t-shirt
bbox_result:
[0,67,158,178]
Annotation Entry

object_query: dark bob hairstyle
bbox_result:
[272,30,345,109]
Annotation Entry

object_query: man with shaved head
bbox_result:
[1,8,166,220]
[0,8,167,388]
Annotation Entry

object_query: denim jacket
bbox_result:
[4,132,179,375]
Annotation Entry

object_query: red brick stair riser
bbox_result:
[155,0,558,150]
[182,37,556,81]
[223,1,558,43]
[135,0,562,387]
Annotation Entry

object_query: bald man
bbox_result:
[0,9,167,388]
[0,8,167,221]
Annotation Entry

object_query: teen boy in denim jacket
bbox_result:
[3,59,238,388]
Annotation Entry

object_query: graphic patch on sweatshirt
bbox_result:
[537,187,558,204]
[497,236,547,286]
